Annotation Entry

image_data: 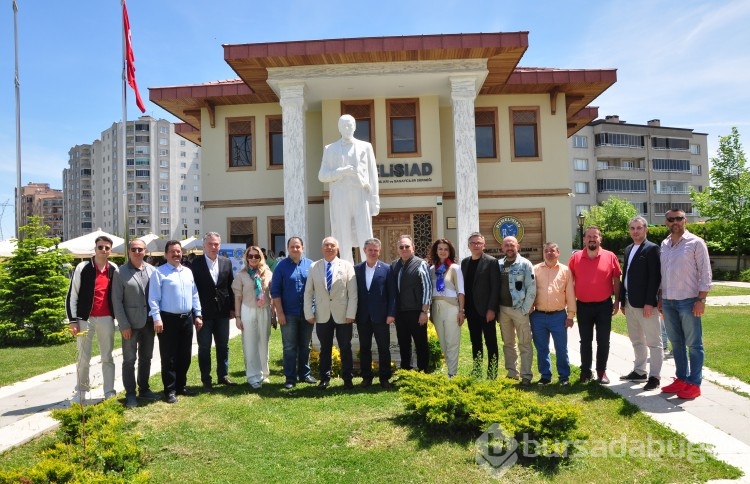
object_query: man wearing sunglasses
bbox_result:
[112,238,158,408]
[658,208,711,399]
[66,235,118,404]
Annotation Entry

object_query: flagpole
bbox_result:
[121,0,130,257]
[13,0,21,239]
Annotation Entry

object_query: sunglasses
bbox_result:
[247,254,261,260]
[130,247,145,253]
[97,245,112,251]
[398,245,411,249]
[666,216,685,222]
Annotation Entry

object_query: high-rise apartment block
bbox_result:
[63,116,201,240]
[17,182,63,239]
[569,116,709,225]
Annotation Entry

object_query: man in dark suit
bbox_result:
[112,238,158,407]
[460,232,501,379]
[355,238,396,389]
[620,216,662,391]
[191,232,236,389]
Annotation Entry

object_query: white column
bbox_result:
[450,76,480,261]
[279,83,308,245]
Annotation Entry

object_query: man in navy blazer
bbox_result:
[620,216,662,390]
[191,232,236,389]
[354,238,397,389]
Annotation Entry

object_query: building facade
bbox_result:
[569,116,709,225]
[63,117,202,241]
[17,182,63,239]
[150,32,616,262]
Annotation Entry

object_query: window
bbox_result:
[475,108,498,160]
[574,182,589,194]
[159,172,168,179]
[654,202,694,215]
[690,144,700,155]
[180,151,186,157]
[691,164,702,175]
[194,207,200,214]
[228,218,256,245]
[573,158,589,171]
[227,117,255,169]
[180,162,186,168]
[575,205,590,215]
[573,135,588,148]
[268,217,286,254]
[193,185,199,191]
[135,146,149,154]
[161,229,170,236]
[194,196,200,202]
[652,137,689,151]
[386,99,419,156]
[160,217,169,225]
[159,194,169,202]
[597,179,647,193]
[180,195,188,202]
[136,135,150,142]
[510,107,541,159]
[160,160,168,168]
[654,180,689,194]
[594,133,645,148]
[180,140,186,146]
[159,126,167,134]
[193,174,200,180]
[181,207,186,213]
[135,169,149,177]
[267,115,284,167]
[160,206,168,214]
[194,218,200,224]
[652,158,690,172]
[180,184,186,191]
[341,100,374,143]
[180,174,187,180]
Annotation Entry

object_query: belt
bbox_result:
[535,309,565,314]
[577,298,611,305]
[161,311,192,319]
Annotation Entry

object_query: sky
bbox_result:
[0,0,748,240]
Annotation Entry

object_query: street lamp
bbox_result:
[577,212,586,250]
[182,224,188,240]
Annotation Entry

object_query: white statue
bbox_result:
[319,114,380,263]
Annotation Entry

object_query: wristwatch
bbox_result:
[697,298,707,303]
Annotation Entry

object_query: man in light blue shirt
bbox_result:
[149,240,202,403]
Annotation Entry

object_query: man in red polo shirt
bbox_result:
[66,235,118,404]
[568,226,621,384]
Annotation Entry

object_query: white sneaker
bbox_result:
[262,378,271,384]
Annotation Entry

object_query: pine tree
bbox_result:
[0,216,73,346]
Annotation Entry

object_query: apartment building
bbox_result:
[569,116,709,225]
[17,182,63,239]
[63,117,202,240]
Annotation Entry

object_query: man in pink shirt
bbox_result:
[568,226,621,384]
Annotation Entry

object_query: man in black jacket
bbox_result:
[191,232,236,389]
[620,216,662,390]
[66,235,118,403]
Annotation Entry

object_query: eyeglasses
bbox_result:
[97,245,112,251]
[247,254,261,260]
[130,247,145,253]
[666,216,685,222]
[469,241,484,245]
[398,245,411,250]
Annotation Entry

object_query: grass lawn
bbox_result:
[0,331,123,387]
[0,325,741,483]
[709,284,750,297]
[611,306,750,384]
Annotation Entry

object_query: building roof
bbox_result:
[149,32,616,144]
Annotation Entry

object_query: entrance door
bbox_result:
[372,211,433,262]
[372,224,411,262]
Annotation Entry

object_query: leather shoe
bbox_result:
[578,373,592,384]
[343,380,354,390]
[360,378,373,388]
[380,380,394,389]
[219,377,237,386]
[165,392,178,404]
[283,382,295,389]
[124,394,138,408]
[597,371,610,385]
[620,371,647,381]
[176,387,195,396]
[202,381,213,391]
[643,377,660,391]
[138,389,160,400]
[303,375,318,384]
[317,380,329,390]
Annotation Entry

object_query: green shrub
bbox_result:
[309,346,342,378]
[740,268,750,283]
[426,322,443,373]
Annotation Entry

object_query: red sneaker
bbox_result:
[661,378,688,393]
[677,383,701,399]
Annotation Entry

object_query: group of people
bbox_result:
[65,207,710,406]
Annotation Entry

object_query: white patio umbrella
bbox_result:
[180,236,202,251]
[58,229,124,258]
[112,233,167,256]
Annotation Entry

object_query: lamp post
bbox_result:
[182,224,188,240]
[577,212,586,250]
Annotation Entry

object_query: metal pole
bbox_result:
[121,0,130,259]
[13,0,21,238]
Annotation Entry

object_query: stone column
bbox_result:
[450,76,480,260]
[278,83,308,245]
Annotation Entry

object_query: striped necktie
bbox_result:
[326,261,333,292]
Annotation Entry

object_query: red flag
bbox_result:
[123,1,146,113]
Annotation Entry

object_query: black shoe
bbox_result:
[537,378,552,385]
[559,380,570,387]
[219,377,237,386]
[165,392,178,404]
[644,377,660,391]
[578,374,592,384]
[202,381,213,391]
[283,382,295,390]
[597,372,610,385]
[343,380,354,390]
[176,387,195,396]
[360,378,373,388]
[317,380,329,390]
[620,371,647,381]
[138,389,160,400]
[520,378,532,387]
[124,394,138,408]
[303,375,318,384]
[380,380,394,389]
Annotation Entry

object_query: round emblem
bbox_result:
[492,216,524,244]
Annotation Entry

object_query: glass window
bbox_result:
[267,115,284,166]
[573,135,588,148]
[574,158,589,171]
[597,179,647,193]
[227,118,254,168]
[574,182,589,194]
[160,206,168,213]
[510,108,540,159]
[690,144,700,155]
[575,204,590,215]
[342,101,373,143]
[159,138,167,145]
[652,159,690,172]
[160,160,168,168]
[595,133,645,148]
[387,99,419,156]
[229,218,255,245]
[652,137,689,151]
[159,183,168,190]
[159,172,168,179]
[159,194,168,202]
[475,108,497,160]
[180,195,188,202]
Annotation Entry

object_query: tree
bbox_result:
[692,127,750,273]
[0,216,73,346]
[581,196,637,234]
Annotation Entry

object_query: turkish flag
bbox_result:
[123,1,146,113]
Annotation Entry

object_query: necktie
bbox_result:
[326,262,333,292]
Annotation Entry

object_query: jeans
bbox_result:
[530,310,570,381]
[357,317,392,381]
[465,308,498,379]
[279,314,314,383]
[660,315,669,349]
[662,298,704,386]
[395,310,429,371]
[197,317,230,384]
[316,318,353,382]
[121,323,155,396]
[577,299,613,377]
[75,316,116,396]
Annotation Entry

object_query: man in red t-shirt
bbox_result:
[568,226,621,384]
[66,236,118,404]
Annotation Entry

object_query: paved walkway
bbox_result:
[1,286,749,482]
